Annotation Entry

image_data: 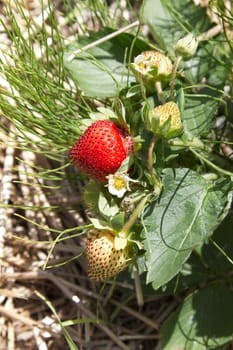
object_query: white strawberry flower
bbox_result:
[134,54,149,73]
[107,173,136,198]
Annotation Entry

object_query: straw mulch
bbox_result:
[0,1,168,349]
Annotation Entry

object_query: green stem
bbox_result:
[169,55,182,101]
[168,138,211,152]
[148,136,163,192]
[120,196,148,237]
[191,148,233,177]
[148,134,156,180]
[210,238,233,265]
[155,81,166,104]
[133,264,144,307]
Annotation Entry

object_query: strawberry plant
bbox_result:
[64,1,233,348]
[1,0,233,349]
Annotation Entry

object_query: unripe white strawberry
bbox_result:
[130,50,173,92]
[85,229,135,281]
[146,101,183,139]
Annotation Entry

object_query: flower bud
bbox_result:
[129,50,173,92]
[174,33,198,60]
[146,101,183,139]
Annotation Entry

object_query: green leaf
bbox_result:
[98,191,120,217]
[153,214,233,295]
[89,217,112,231]
[83,180,102,212]
[182,91,219,137]
[89,107,118,123]
[64,30,149,98]
[184,42,230,87]
[143,168,232,289]
[161,283,233,349]
[141,0,210,53]
[110,211,125,232]
[202,213,233,272]
[141,0,174,52]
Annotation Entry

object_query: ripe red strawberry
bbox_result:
[85,229,134,281]
[70,120,134,182]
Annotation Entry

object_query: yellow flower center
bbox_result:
[138,62,146,70]
[113,176,126,190]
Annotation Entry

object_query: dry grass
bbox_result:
[0,121,176,350]
[0,1,171,349]
[0,130,173,349]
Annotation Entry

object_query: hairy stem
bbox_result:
[120,196,148,237]
[168,137,211,152]
[155,81,166,104]
[148,135,163,192]
[191,148,233,177]
[133,264,144,307]
[169,55,182,101]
